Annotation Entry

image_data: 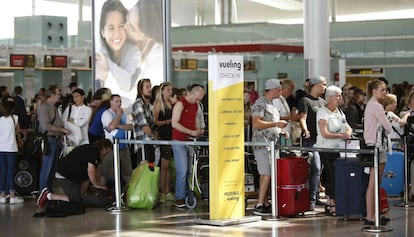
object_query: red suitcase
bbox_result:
[277,157,310,217]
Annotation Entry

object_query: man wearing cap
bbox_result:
[251,78,288,215]
[298,75,327,210]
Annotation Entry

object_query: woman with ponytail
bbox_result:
[363,79,392,225]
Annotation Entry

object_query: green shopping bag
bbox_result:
[127,162,160,209]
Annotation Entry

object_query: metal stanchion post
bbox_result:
[263,140,285,221]
[362,147,392,232]
[395,136,414,207]
[108,138,129,213]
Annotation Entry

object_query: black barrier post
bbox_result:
[395,136,414,208]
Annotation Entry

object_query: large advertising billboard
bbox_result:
[93,0,164,108]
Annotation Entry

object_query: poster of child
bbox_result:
[94,0,164,109]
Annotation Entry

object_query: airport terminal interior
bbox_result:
[1,0,414,236]
[1,194,414,236]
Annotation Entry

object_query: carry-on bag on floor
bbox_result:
[335,157,369,220]
[380,187,390,214]
[127,162,159,209]
[44,200,86,217]
[277,157,310,217]
[381,151,404,196]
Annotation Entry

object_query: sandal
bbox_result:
[329,206,336,216]
[324,205,331,214]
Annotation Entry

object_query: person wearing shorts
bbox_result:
[363,79,392,225]
[251,79,287,216]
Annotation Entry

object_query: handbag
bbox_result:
[34,132,51,155]
[126,162,160,209]
[357,143,375,167]
[64,121,82,146]
[82,186,114,208]
[339,139,360,158]
[11,116,24,151]
[60,136,75,158]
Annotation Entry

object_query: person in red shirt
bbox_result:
[171,84,205,208]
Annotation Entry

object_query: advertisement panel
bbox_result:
[208,55,245,220]
[93,0,164,108]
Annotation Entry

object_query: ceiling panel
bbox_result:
[43,0,414,26]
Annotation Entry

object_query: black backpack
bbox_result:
[44,200,86,217]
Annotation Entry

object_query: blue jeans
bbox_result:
[39,137,60,191]
[309,150,321,202]
[172,142,192,201]
[303,141,321,202]
[0,152,18,194]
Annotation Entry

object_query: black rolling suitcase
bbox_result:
[335,156,369,220]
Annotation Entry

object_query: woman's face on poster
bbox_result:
[125,7,146,43]
[101,10,127,53]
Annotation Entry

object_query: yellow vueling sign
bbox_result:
[208,55,245,220]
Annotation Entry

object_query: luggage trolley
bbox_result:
[185,136,209,209]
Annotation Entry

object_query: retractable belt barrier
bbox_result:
[110,138,375,213]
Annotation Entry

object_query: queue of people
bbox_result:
[0,76,206,216]
[0,73,413,223]
[249,77,414,227]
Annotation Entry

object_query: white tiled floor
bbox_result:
[0,195,413,237]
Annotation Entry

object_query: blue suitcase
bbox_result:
[335,157,369,220]
[381,151,404,196]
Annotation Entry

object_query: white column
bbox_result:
[303,0,330,81]
[78,0,83,22]
[215,0,233,24]
[330,0,337,23]
[338,59,346,87]
[32,0,36,15]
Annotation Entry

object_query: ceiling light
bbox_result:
[250,0,303,11]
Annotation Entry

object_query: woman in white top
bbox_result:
[315,85,352,216]
[273,79,298,145]
[0,96,24,204]
[62,89,92,145]
[381,94,408,142]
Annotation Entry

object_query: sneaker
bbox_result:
[253,205,271,216]
[37,188,49,207]
[9,196,24,204]
[0,196,6,204]
[309,201,316,211]
[174,199,186,208]
[159,194,166,204]
[165,193,175,201]
[263,204,273,214]
[364,217,390,226]
[315,199,326,206]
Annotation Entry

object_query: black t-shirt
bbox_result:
[298,94,326,144]
[57,144,100,183]
[157,107,172,140]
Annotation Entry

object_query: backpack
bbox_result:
[44,200,86,217]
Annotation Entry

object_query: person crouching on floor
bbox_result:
[34,139,112,216]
